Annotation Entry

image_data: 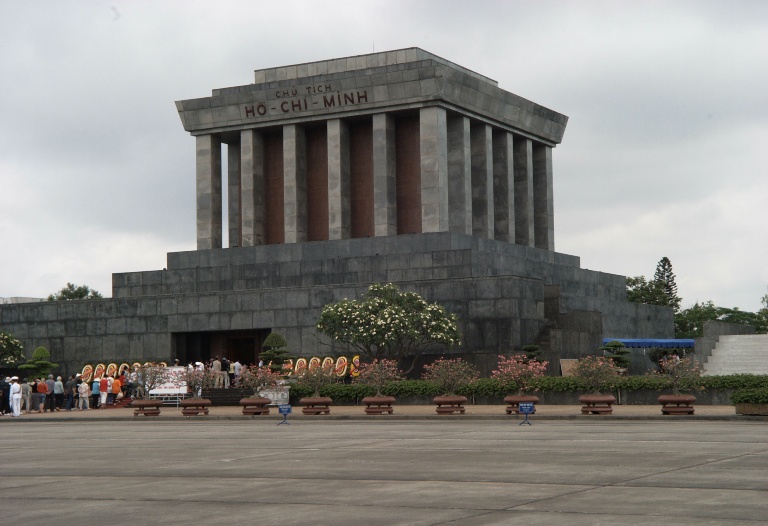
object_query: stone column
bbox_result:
[471,122,494,239]
[533,143,555,251]
[196,134,222,250]
[327,119,350,240]
[227,141,241,247]
[372,113,397,236]
[514,135,534,247]
[447,113,472,235]
[283,124,307,243]
[492,130,515,243]
[240,129,265,246]
[420,107,449,233]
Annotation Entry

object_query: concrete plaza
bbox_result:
[1,414,766,525]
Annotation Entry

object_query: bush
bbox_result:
[731,388,768,405]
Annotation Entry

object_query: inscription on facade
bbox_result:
[243,82,369,120]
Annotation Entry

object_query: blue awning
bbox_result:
[602,338,694,349]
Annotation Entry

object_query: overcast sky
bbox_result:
[1,0,766,312]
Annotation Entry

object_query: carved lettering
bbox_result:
[245,106,255,117]
[323,95,335,107]
[243,88,369,118]
[357,91,368,103]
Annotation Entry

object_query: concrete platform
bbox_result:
[1,407,766,524]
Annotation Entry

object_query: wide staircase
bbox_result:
[703,334,768,375]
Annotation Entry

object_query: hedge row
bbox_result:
[289,374,768,404]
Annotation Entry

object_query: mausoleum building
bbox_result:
[0,49,673,376]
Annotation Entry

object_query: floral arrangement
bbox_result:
[352,359,403,396]
[237,365,283,395]
[572,355,620,395]
[491,354,549,395]
[295,366,339,397]
[656,355,703,395]
[422,357,479,396]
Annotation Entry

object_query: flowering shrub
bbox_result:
[422,357,479,395]
[352,359,403,396]
[0,331,24,366]
[184,367,217,398]
[237,365,283,395]
[656,355,703,395]
[491,354,549,395]
[295,366,339,397]
[316,283,461,374]
[138,365,170,400]
[572,356,620,395]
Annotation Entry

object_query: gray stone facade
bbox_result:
[0,49,674,378]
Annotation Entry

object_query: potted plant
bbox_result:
[237,365,283,415]
[295,366,338,415]
[656,355,703,415]
[353,359,403,415]
[491,354,548,414]
[179,367,216,416]
[130,364,168,416]
[422,357,479,415]
[732,388,768,416]
[600,340,630,375]
[572,356,619,415]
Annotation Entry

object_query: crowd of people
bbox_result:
[0,368,142,417]
[0,357,254,417]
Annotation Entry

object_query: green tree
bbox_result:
[18,346,57,378]
[653,257,681,311]
[626,257,681,311]
[626,276,668,306]
[600,340,630,370]
[0,330,25,367]
[259,332,293,374]
[674,300,768,338]
[316,283,461,374]
[47,282,103,301]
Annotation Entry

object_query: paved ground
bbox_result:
[1,407,766,525]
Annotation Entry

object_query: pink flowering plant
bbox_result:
[353,359,404,396]
[656,355,704,395]
[572,356,620,395]
[491,354,549,395]
[295,366,339,397]
[184,367,217,398]
[236,365,283,396]
[422,357,479,396]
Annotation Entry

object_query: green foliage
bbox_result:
[731,388,768,404]
[626,257,681,311]
[626,276,669,307]
[520,344,541,362]
[316,283,461,373]
[0,330,25,366]
[259,331,293,374]
[17,346,57,377]
[600,340,631,369]
[288,375,768,404]
[675,301,768,337]
[572,356,620,395]
[653,257,681,311]
[352,359,404,396]
[655,356,703,394]
[236,365,282,395]
[422,357,479,395]
[47,282,102,301]
[295,366,339,397]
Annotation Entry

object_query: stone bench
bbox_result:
[363,396,396,415]
[180,398,211,416]
[131,400,162,417]
[299,397,332,415]
[240,397,272,416]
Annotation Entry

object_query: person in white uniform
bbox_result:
[9,376,22,417]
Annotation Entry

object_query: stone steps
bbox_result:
[703,334,768,375]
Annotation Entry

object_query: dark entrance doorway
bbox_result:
[173,329,270,367]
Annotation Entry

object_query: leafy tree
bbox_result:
[674,301,768,338]
[18,346,57,378]
[0,330,25,367]
[653,257,681,311]
[491,354,548,395]
[47,282,103,301]
[626,276,668,306]
[600,340,630,370]
[316,283,461,374]
[572,356,620,395]
[520,344,542,363]
[422,357,479,396]
[259,332,293,374]
[352,359,404,396]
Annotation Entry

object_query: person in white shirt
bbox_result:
[9,377,22,417]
